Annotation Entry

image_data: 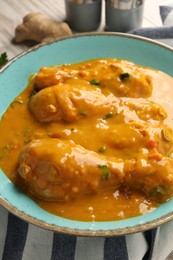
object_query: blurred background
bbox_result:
[0,0,168,58]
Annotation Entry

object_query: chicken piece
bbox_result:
[28,84,167,123]
[34,66,78,90]
[124,99,167,122]
[33,59,152,98]
[29,84,119,123]
[18,138,124,201]
[103,122,173,155]
[124,155,173,202]
[18,138,173,203]
[100,66,152,98]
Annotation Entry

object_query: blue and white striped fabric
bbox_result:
[1,2,173,260]
[1,204,173,260]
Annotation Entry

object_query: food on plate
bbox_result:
[18,134,173,202]
[29,84,166,123]
[1,58,173,221]
[33,59,152,97]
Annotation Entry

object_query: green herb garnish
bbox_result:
[150,186,166,198]
[30,84,39,97]
[71,127,77,133]
[80,110,87,115]
[166,153,172,158]
[98,164,110,180]
[103,112,113,119]
[0,52,8,67]
[98,146,106,153]
[90,79,100,86]
[119,72,130,81]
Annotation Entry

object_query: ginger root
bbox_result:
[15,12,72,43]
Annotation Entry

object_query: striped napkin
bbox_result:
[129,1,173,47]
[1,2,173,260]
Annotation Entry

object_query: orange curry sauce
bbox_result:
[1,58,173,221]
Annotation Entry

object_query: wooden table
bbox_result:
[0,0,168,59]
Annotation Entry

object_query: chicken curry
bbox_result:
[1,58,173,221]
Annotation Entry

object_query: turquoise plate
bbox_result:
[1,33,173,236]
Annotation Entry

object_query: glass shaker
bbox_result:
[65,0,102,32]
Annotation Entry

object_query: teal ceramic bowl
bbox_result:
[1,33,173,236]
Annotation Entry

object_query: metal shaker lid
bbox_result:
[106,0,144,10]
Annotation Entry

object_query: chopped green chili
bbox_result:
[150,186,166,198]
[98,164,110,180]
[80,110,88,115]
[103,112,113,119]
[90,79,100,86]
[30,84,39,97]
[98,146,106,153]
[119,72,131,81]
